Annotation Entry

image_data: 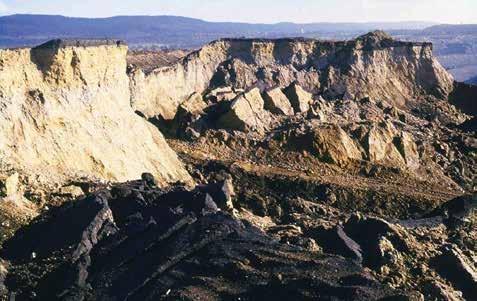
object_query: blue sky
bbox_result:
[0,0,475,23]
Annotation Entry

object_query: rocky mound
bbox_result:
[0,176,406,300]
[129,31,454,121]
[0,32,476,301]
[0,40,192,188]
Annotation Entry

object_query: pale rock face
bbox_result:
[262,87,294,116]
[0,43,192,187]
[310,125,362,165]
[283,83,314,113]
[217,88,271,133]
[129,41,230,120]
[394,132,420,169]
[129,33,454,120]
[365,122,406,166]
[205,86,237,103]
[0,172,20,197]
[178,92,207,116]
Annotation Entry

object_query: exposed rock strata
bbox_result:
[129,31,454,120]
[0,41,192,187]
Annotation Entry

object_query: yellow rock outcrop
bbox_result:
[0,41,192,187]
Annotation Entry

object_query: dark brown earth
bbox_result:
[127,49,189,74]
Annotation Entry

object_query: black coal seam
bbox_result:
[117,214,197,269]
[124,226,234,301]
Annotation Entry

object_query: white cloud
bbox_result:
[0,1,8,13]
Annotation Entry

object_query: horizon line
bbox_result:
[2,13,476,26]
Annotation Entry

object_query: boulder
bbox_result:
[205,86,237,103]
[431,245,477,300]
[364,122,406,166]
[178,92,208,116]
[315,225,363,262]
[0,173,20,197]
[394,132,419,169]
[171,92,208,138]
[58,185,84,198]
[428,194,477,220]
[217,88,271,133]
[344,215,409,270]
[283,83,313,113]
[309,125,362,165]
[423,280,464,301]
[198,178,236,211]
[263,87,294,116]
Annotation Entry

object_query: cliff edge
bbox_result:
[0,40,192,187]
[129,31,455,120]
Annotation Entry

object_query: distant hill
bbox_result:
[422,24,477,35]
[0,14,436,48]
[465,76,477,85]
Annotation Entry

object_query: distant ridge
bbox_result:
[0,14,437,48]
[465,76,477,85]
[423,24,477,34]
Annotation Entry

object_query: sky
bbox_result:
[0,0,475,24]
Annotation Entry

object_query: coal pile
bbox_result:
[0,175,405,301]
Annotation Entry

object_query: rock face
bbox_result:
[217,88,271,132]
[283,83,314,113]
[308,125,362,165]
[0,40,192,187]
[1,33,475,301]
[130,31,454,120]
[262,87,294,116]
[431,245,477,300]
[177,92,208,116]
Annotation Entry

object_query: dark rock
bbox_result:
[430,244,477,300]
[197,178,235,211]
[1,180,403,300]
[344,215,408,269]
[314,225,363,262]
[427,194,476,220]
[141,172,157,187]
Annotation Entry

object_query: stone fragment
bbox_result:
[315,225,363,262]
[283,83,313,113]
[431,245,477,300]
[58,185,84,198]
[205,86,237,103]
[178,92,208,116]
[263,87,294,116]
[217,88,271,133]
[309,125,362,165]
[0,173,20,197]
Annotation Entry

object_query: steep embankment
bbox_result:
[129,31,454,120]
[0,40,192,187]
